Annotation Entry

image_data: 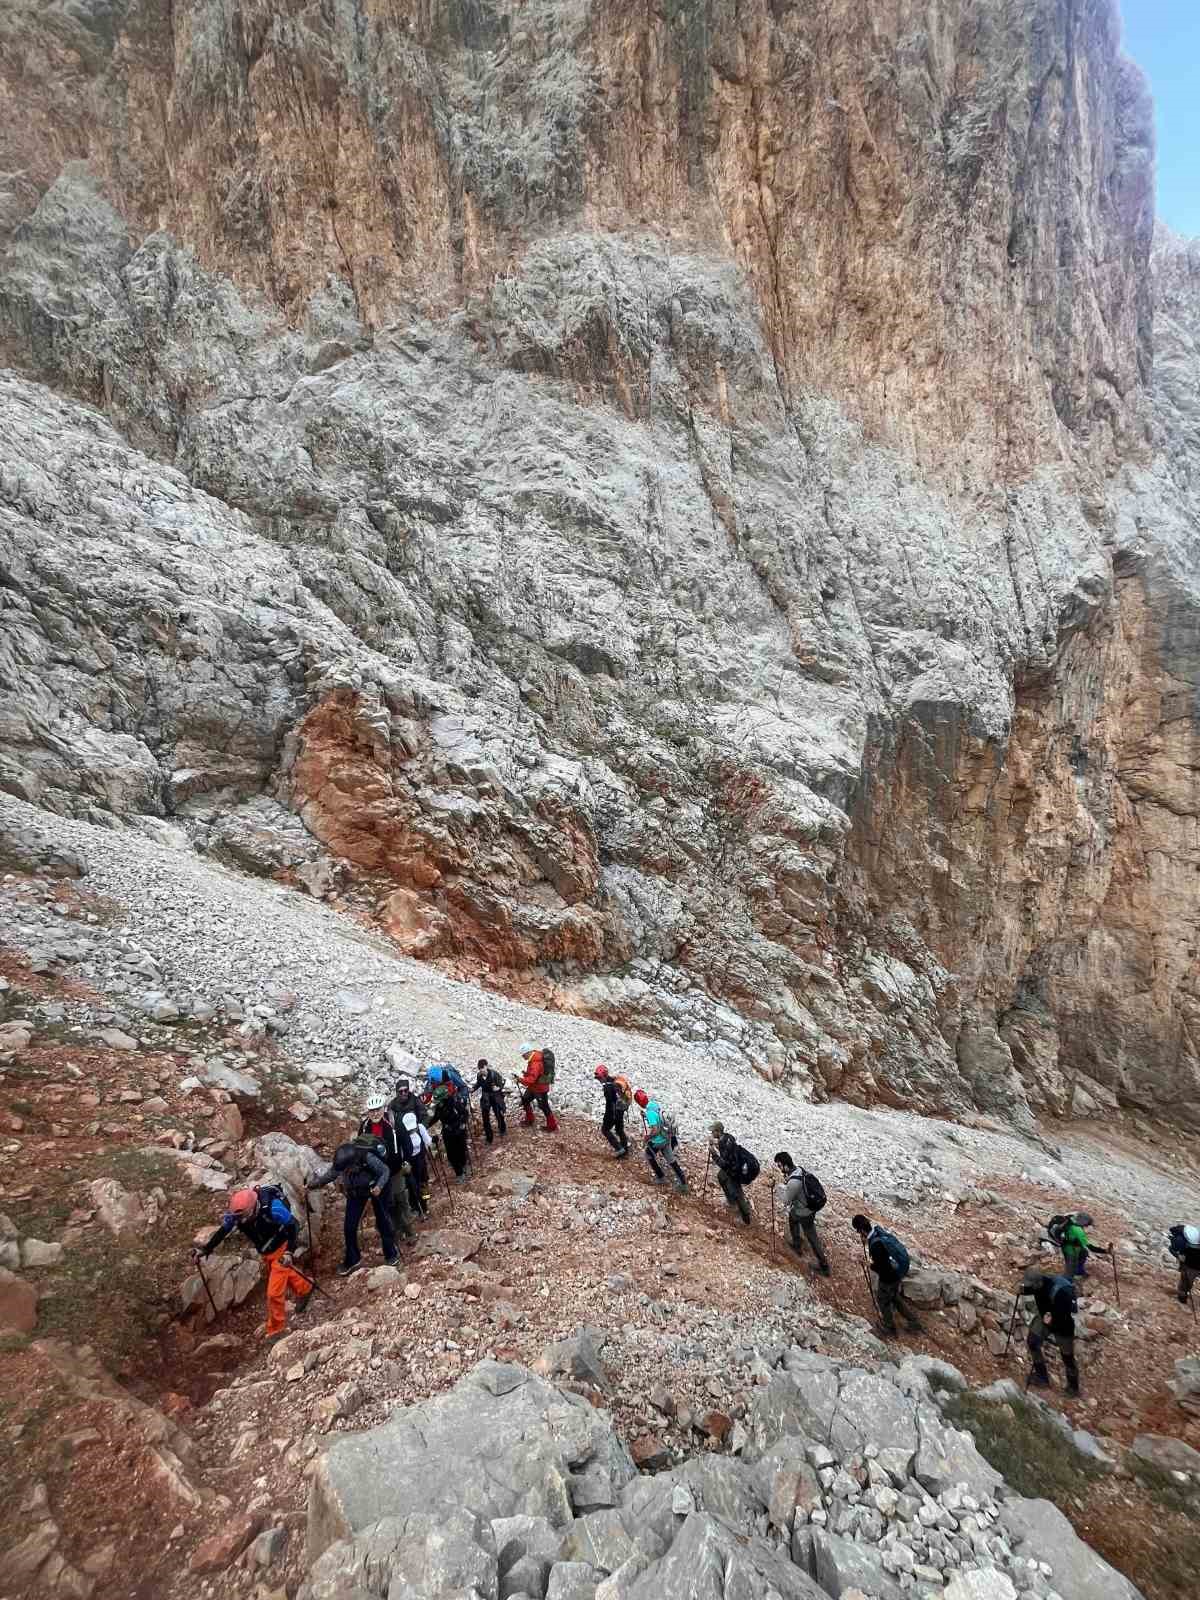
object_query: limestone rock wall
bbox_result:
[1,1,1198,1126]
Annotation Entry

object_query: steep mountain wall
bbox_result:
[2,0,1198,1126]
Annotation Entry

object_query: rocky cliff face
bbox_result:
[1,1,1198,1125]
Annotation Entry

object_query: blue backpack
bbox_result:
[872,1227,910,1278]
[427,1063,468,1094]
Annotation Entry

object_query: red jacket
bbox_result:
[520,1052,548,1094]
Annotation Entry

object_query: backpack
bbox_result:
[735,1145,760,1186]
[428,1063,468,1094]
[872,1227,910,1279]
[801,1169,827,1213]
[1046,1213,1073,1246]
[255,1184,289,1218]
[352,1131,388,1162]
[613,1074,633,1108]
[541,1049,556,1086]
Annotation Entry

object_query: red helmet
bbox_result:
[594,1064,609,1080]
[227,1188,258,1218]
[633,1089,649,1108]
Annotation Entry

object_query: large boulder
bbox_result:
[999,1497,1145,1600]
[626,1510,825,1599]
[302,1509,496,1600]
[248,1133,328,1249]
[306,1362,637,1563]
[1130,1434,1200,1474]
[0,1267,38,1333]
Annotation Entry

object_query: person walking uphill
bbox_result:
[853,1214,923,1337]
[709,1124,759,1225]
[391,1075,431,1207]
[194,1184,311,1340]
[635,1089,687,1192]
[431,1079,471,1180]
[358,1089,416,1245]
[1168,1224,1200,1304]
[773,1152,830,1275]
[307,1140,397,1277]
[1056,1213,1111,1281]
[518,1043,558,1132]
[473,1059,507,1144]
[1022,1268,1081,1395]
[594,1065,630,1157]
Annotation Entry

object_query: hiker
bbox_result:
[473,1059,508,1143]
[517,1043,558,1132]
[431,1079,471,1181]
[709,1123,759,1225]
[1168,1224,1200,1304]
[634,1089,687,1192]
[594,1064,631,1158]
[1052,1212,1111,1280]
[391,1073,430,1130]
[307,1139,397,1277]
[392,1075,432,1205]
[426,1061,469,1095]
[852,1214,923,1337]
[358,1088,416,1245]
[1022,1268,1081,1396]
[397,1109,435,1216]
[193,1184,311,1339]
[773,1151,831,1275]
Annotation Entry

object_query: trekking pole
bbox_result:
[860,1242,879,1315]
[1109,1244,1121,1308]
[702,1149,711,1199]
[287,1259,334,1302]
[194,1254,219,1321]
[769,1181,777,1259]
[1002,1291,1021,1358]
[434,1150,457,1216]
[1189,1285,1198,1325]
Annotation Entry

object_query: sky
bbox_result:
[1120,1,1200,236]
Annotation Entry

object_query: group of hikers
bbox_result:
[191,1044,1200,1399]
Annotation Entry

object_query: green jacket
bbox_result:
[1063,1221,1095,1254]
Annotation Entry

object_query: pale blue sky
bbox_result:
[1120,1,1200,236]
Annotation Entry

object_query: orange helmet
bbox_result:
[594,1064,609,1080]
[227,1188,258,1217]
[633,1089,649,1108]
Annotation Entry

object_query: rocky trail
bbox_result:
[2,812,1200,1600]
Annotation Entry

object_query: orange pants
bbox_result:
[263,1245,312,1335]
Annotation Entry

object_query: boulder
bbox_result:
[89,1178,149,1237]
[21,1238,64,1268]
[999,1497,1144,1600]
[629,1436,671,1472]
[304,1510,496,1600]
[417,1229,485,1263]
[189,1513,262,1573]
[306,1362,636,1562]
[558,1510,661,1574]
[1167,1357,1200,1416]
[1130,1434,1200,1474]
[912,1402,1003,1499]
[943,1572,1018,1600]
[803,1529,904,1600]
[535,1327,612,1393]
[546,1561,602,1600]
[0,1266,38,1333]
[626,1509,824,1599]
[201,1063,261,1100]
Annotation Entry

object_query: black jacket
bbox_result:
[201,1185,298,1258]
[600,1079,625,1113]
[1032,1275,1077,1336]
[432,1092,469,1135]
[358,1115,407,1174]
[474,1069,506,1100]
[390,1089,429,1129]
[309,1146,390,1197]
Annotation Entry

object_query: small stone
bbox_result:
[247,1526,288,1569]
[20,1238,63,1269]
[189,1514,262,1573]
[630,1434,671,1471]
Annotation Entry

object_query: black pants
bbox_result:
[717,1168,751,1223]
[480,1091,507,1142]
[1028,1324,1079,1389]
[521,1089,551,1122]
[1178,1262,1198,1303]
[788,1213,829,1270]
[601,1104,628,1153]
[646,1143,686,1189]
[387,1173,415,1240]
[405,1152,430,1215]
[877,1276,921,1332]
[443,1126,469,1177]
[344,1187,396,1267]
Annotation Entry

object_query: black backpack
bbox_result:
[801,1169,827,1213]
[1046,1213,1072,1246]
[736,1146,760,1186]
[541,1048,557,1086]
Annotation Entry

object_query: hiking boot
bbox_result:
[1065,1381,1081,1398]
[816,1264,832,1278]
[902,1319,925,1334]
[383,1252,400,1267]
[1027,1369,1051,1388]
[293,1289,314,1316]
[336,1260,364,1278]
[543,1114,559,1132]
[875,1323,898,1340]
[616,1147,630,1160]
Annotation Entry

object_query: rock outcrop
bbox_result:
[0,1,1198,1125]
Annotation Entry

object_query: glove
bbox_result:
[191,1246,207,1262]
[279,1251,293,1266]
[370,1185,382,1197]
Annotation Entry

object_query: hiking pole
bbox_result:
[1109,1244,1121,1308]
[434,1150,457,1216]
[702,1149,711,1198]
[194,1254,219,1321]
[770,1181,776,1260]
[1002,1291,1021,1358]
[286,1259,334,1302]
[860,1243,879,1315]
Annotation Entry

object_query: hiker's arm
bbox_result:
[196,1218,233,1257]
[306,1164,338,1190]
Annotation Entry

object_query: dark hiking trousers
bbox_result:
[444,1126,469,1178]
[405,1152,430,1216]
[601,1104,628,1153]
[386,1174,415,1240]
[877,1276,922,1333]
[646,1144,686,1189]
[717,1168,751,1223]
[788,1214,829,1271]
[1178,1262,1198,1303]
[521,1089,552,1123]
[1028,1324,1079,1390]
[480,1091,506,1142]
[343,1187,397,1268]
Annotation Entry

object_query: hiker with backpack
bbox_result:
[594,1065,631,1158]
[396,1109,435,1216]
[709,1124,759,1225]
[307,1139,397,1277]
[1021,1268,1081,1396]
[517,1043,558,1132]
[773,1152,831,1275]
[358,1088,417,1245]
[193,1184,312,1340]
[1048,1212,1111,1280]
[634,1089,687,1192]
[1168,1224,1200,1304]
[473,1059,508,1143]
[852,1214,923,1337]
[430,1079,471,1180]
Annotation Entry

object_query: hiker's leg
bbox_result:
[370,1192,398,1261]
[389,1177,415,1241]
[1056,1333,1080,1394]
[1026,1324,1050,1381]
[803,1218,830,1272]
[614,1108,628,1153]
[876,1279,900,1334]
[521,1090,536,1126]
[264,1246,291,1335]
[540,1094,557,1131]
[481,1098,494,1143]
[1182,1264,1198,1304]
[494,1096,507,1136]
[601,1107,622,1151]
[342,1191,366,1268]
[717,1170,735,1206]
[646,1145,665,1182]
[788,1215,803,1253]
[897,1287,922,1328]
[670,1161,687,1191]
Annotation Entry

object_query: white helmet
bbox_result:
[518,1042,536,1059]
[402,1112,418,1132]
[1185,1226,1200,1249]
[363,1087,389,1115]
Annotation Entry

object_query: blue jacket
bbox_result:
[644,1101,670,1149]
[201,1186,297,1257]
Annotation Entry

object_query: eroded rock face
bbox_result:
[0,1,1198,1124]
